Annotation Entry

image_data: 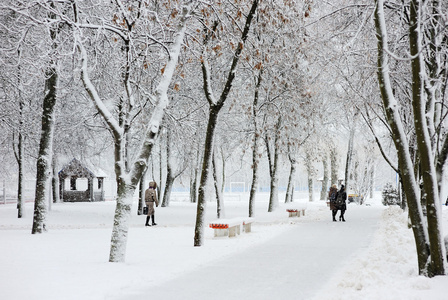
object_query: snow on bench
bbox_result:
[286,207,306,218]
[209,217,255,238]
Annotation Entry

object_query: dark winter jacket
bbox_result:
[335,187,347,211]
[328,186,338,210]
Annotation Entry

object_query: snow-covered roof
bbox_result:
[58,158,107,179]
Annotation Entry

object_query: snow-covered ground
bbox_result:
[0,192,447,299]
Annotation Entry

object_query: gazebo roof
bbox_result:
[58,158,107,179]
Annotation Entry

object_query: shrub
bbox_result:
[382,182,400,206]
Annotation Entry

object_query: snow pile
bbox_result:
[315,205,448,300]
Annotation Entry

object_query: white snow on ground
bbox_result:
[314,204,448,300]
[0,192,447,299]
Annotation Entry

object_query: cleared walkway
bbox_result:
[118,206,383,300]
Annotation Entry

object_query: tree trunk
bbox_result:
[52,154,60,203]
[162,128,172,207]
[249,69,262,217]
[137,169,146,215]
[194,108,220,246]
[330,146,338,186]
[369,164,375,199]
[32,16,58,233]
[307,176,313,202]
[304,149,314,202]
[284,163,296,203]
[249,147,259,216]
[213,148,224,218]
[344,120,356,190]
[436,136,448,194]
[109,182,134,262]
[220,148,226,194]
[162,127,186,207]
[158,138,164,202]
[320,155,329,200]
[190,123,202,204]
[190,164,198,203]
[409,0,446,276]
[374,0,430,274]
[285,152,296,203]
[267,116,281,212]
[162,176,174,208]
[194,0,259,246]
[16,129,24,218]
[161,153,174,207]
[426,0,443,152]
[15,62,25,218]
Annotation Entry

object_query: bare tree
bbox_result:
[32,4,60,234]
[374,0,446,276]
[161,125,187,207]
[193,0,260,247]
[72,0,193,262]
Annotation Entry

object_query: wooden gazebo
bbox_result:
[58,158,107,202]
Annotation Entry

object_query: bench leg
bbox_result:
[214,228,229,237]
[302,209,305,216]
[229,226,236,237]
[244,223,252,233]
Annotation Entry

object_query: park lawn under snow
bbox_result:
[0,192,447,300]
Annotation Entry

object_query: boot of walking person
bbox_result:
[332,210,337,222]
[340,211,346,222]
[145,216,151,227]
[151,215,157,226]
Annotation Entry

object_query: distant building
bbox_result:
[58,158,107,202]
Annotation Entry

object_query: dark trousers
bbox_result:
[332,209,346,221]
[145,215,156,226]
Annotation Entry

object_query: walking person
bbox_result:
[145,181,159,226]
[336,184,347,222]
[328,184,339,222]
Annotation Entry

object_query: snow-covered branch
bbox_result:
[75,34,123,136]
[129,1,193,187]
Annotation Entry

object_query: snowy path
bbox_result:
[116,206,383,300]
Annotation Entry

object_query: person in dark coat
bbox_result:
[328,184,339,222]
[145,181,159,226]
[336,185,347,222]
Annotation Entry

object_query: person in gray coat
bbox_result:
[145,181,159,226]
